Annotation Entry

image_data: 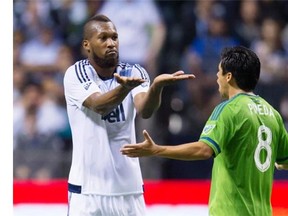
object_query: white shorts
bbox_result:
[67,192,146,216]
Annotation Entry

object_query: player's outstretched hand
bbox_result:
[121,130,159,157]
[153,70,195,87]
[275,162,288,170]
[114,73,146,90]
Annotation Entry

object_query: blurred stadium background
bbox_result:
[13,0,288,215]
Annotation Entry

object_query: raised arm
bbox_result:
[121,130,214,160]
[275,163,288,170]
[84,73,145,115]
[134,71,195,119]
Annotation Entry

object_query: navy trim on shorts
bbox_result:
[68,183,145,194]
[68,183,82,193]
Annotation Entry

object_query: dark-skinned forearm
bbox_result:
[138,84,163,118]
[88,85,131,115]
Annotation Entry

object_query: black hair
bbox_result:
[220,46,260,91]
[83,14,113,40]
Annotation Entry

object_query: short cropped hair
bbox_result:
[83,14,113,40]
[220,46,260,91]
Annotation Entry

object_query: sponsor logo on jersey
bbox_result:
[202,124,215,135]
[84,82,92,90]
[102,103,126,123]
[83,81,92,90]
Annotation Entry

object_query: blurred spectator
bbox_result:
[280,94,288,130]
[251,17,288,108]
[180,2,239,109]
[178,0,239,51]
[13,82,67,180]
[18,25,62,82]
[49,0,96,58]
[13,0,55,38]
[13,30,25,66]
[234,0,261,47]
[54,45,75,86]
[251,17,287,84]
[38,78,69,136]
[281,22,288,54]
[154,1,193,74]
[259,0,288,21]
[14,82,43,147]
[184,4,239,77]
[14,82,67,146]
[274,94,288,179]
[13,65,27,104]
[186,0,216,37]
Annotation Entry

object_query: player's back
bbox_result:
[208,93,286,216]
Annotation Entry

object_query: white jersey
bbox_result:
[64,59,150,195]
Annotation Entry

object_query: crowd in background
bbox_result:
[13,0,288,181]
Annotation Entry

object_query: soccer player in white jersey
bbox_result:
[121,46,288,216]
[63,14,194,216]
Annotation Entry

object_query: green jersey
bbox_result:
[199,93,288,216]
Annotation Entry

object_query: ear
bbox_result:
[82,40,90,53]
[226,72,233,82]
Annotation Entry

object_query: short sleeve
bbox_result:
[199,102,233,157]
[64,63,101,108]
[276,117,288,164]
[130,64,150,97]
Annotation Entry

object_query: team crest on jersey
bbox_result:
[83,81,92,90]
[202,124,215,135]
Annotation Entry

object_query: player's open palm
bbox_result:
[114,73,145,90]
[154,70,195,87]
[121,130,158,157]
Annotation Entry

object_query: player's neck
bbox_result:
[89,59,116,79]
[229,89,255,99]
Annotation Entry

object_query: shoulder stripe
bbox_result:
[80,60,90,82]
[78,61,87,82]
[134,64,148,80]
[74,61,91,83]
[210,94,245,120]
[74,64,83,83]
[210,101,228,120]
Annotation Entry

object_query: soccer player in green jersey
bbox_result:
[121,46,288,216]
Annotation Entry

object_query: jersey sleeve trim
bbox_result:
[134,64,149,80]
[210,94,244,120]
[199,136,221,156]
[75,60,91,83]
